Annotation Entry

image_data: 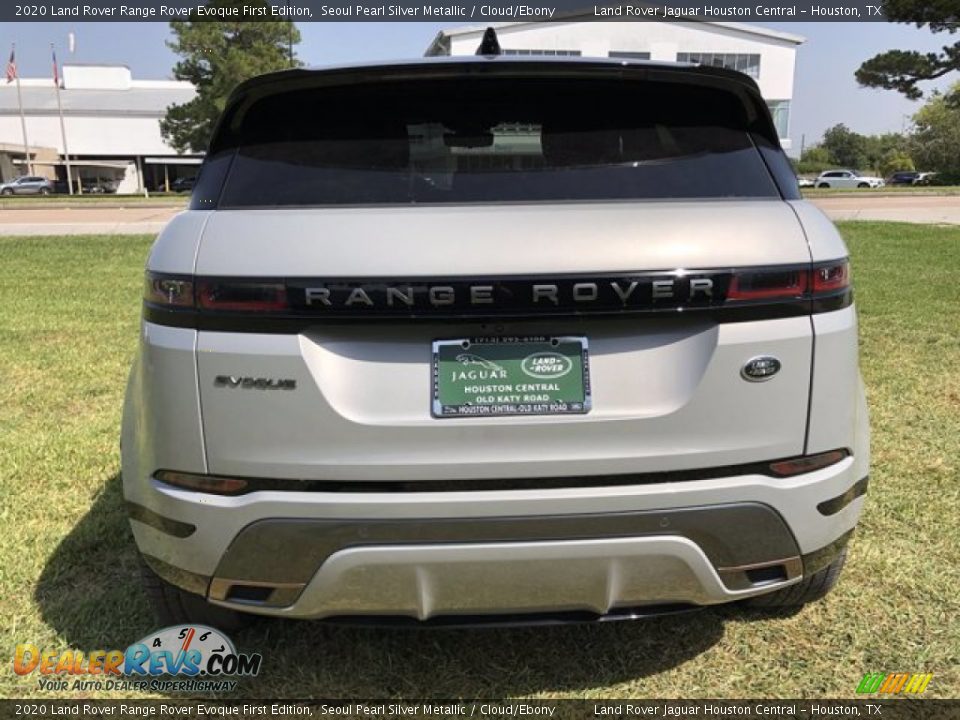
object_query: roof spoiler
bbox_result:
[208,58,779,155]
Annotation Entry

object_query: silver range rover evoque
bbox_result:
[122,45,869,628]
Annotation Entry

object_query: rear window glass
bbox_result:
[218,77,779,207]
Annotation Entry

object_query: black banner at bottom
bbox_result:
[1,700,958,720]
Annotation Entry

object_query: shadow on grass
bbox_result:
[36,474,791,697]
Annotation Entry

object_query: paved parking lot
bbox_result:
[812,195,960,224]
[0,206,179,235]
[1,195,959,235]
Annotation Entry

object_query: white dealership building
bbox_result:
[0,63,199,192]
[426,20,804,149]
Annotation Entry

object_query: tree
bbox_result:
[820,124,868,169]
[161,0,301,154]
[796,145,832,174]
[863,132,911,173]
[879,150,916,178]
[800,146,832,165]
[909,83,960,179]
[855,1,960,99]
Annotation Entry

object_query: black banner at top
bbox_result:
[2,699,960,719]
[5,0,894,23]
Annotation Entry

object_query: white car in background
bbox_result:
[816,170,885,189]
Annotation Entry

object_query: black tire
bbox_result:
[746,547,847,608]
[1,188,12,196]
[857,182,869,188]
[40,187,50,195]
[817,183,830,189]
[139,557,249,632]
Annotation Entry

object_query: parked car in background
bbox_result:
[886,171,937,186]
[0,176,56,195]
[797,176,815,188]
[171,176,196,193]
[82,180,118,194]
[816,170,884,189]
[886,171,919,185]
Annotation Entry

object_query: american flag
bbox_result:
[52,48,59,85]
[5,47,15,84]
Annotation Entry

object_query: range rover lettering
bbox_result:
[122,35,869,627]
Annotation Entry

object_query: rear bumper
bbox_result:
[219,533,793,619]
[130,453,866,621]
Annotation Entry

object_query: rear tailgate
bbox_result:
[193,200,814,481]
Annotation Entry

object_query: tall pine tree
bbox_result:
[161,0,301,153]
[856,1,960,99]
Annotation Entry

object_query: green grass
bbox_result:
[0,225,958,700]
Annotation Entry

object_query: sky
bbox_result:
[2,20,956,155]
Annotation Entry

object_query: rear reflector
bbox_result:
[156,470,248,495]
[768,449,848,477]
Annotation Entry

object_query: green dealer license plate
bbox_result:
[432,336,591,418]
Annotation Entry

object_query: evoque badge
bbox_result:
[214,376,296,390]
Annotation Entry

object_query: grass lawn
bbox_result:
[0,224,958,700]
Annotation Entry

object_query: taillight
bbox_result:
[727,269,808,301]
[144,273,193,307]
[725,261,849,303]
[196,281,288,312]
[812,261,850,294]
[144,273,290,312]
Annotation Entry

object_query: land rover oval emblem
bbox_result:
[522,351,573,379]
[741,356,781,382]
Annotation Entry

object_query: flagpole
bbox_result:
[12,44,32,175]
[51,43,73,194]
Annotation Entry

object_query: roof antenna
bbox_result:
[476,27,501,56]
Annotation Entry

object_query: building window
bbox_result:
[677,52,761,79]
[502,49,582,56]
[766,100,791,139]
[609,51,651,60]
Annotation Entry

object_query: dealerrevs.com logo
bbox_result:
[856,672,933,694]
[13,625,261,693]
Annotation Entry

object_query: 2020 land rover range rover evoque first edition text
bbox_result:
[122,42,869,628]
